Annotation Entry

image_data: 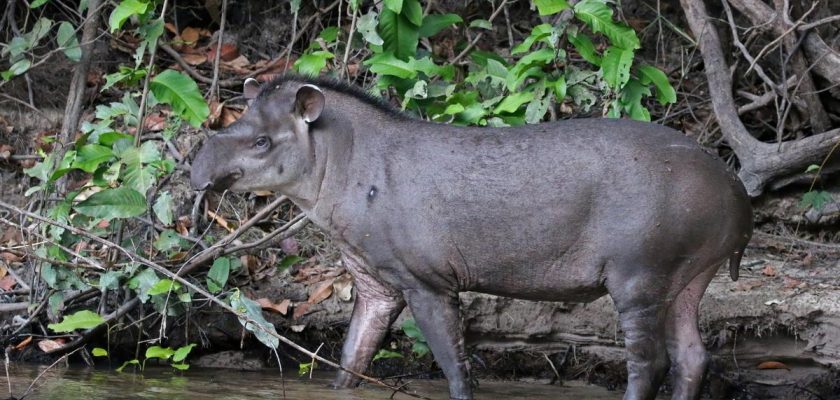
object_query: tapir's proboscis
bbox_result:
[191,76,753,400]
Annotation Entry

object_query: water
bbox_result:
[2,364,627,399]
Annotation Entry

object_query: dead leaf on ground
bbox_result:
[293,303,311,319]
[257,298,290,315]
[222,55,251,73]
[164,22,179,35]
[207,210,234,232]
[14,336,32,351]
[176,216,191,236]
[308,278,336,305]
[144,113,166,131]
[757,361,790,370]
[1,252,21,263]
[220,106,242,127]
[206,99,225,128]
[734,279,764,291]
[37,339,65,353]
[253,190,273,197]
[0,264,7,279]
[181,53,207,65]
[783,276,805,289]
[181,27,200,44]
[207,43,239,62]
[333,273,354,302]
[761,265,777,277]
[1,228,23,245]
[0,275,17,290]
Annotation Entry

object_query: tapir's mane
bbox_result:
[258,74,409,119]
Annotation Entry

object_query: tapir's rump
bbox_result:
[191,75,753,400]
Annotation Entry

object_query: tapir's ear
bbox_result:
[294,84,325,123]
[243,78,260,100]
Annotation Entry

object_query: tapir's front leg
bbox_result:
[332,256,405,388]
[404,289,472,400]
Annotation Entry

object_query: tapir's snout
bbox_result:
[190,135,243,192]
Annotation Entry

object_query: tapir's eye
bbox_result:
[254,136,270,149]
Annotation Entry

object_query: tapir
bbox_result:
[191,75,753,400]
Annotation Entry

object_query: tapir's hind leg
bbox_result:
[665,266,717,400]
[608,266,672,400]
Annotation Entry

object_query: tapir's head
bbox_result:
[190,78,325,192]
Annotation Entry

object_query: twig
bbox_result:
[450,0,510,64]
[158,44,239,87]
[18,348,83,399]
[800,14,840,31]
[134,0,170,146]
[0,200,428,399]
[209,0,228,100]
[0,217,105,270]
[0,303,29,313]
[340,4,358,80]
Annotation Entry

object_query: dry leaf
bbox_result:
[333,274,354,302]
[0,275,17,291]
[207,43,239,62]
[37,339,64,353]
[182,53,207,65]
[176,216,191,236]
[207,210,233,232]
[308,278,336,305]
[220,106,242,127]
[0,265,7,279]
[14,336,32,351]
[222,55,251,72]
[757,361,790,370]
[783,276,804,289]
[257,298,290,315]
[761,265,777,277]
[253,190,273,197]
[241,255,259,274]
[144,113,166,131]
[206,99,224,128]
[293,303,311,319]
[1,228,23,245]
[181,27,200,44]
[1,252,21,263]
[164,22,179,34]
[734,279,763,291]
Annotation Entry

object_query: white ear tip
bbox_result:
[301,84,322,93]
[244,78,258,85]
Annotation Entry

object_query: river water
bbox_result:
[3,364,628,399]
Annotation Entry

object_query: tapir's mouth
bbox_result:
[195,169,242,192]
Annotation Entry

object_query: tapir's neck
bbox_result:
[282,93,387,225]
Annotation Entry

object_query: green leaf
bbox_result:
[364,52,417,79]
[123,164,156,194]
[358,12,384,45]
[298,361,315,376]
[153,191,174,225]
[278,255,305,271]
[153,229,184,252]
[128,268,160,303]
[553,76,567,100]
[207,257,231,294]
[147,279,181,296]
[150,70,209,127]
[57,22,81,61]
[229,289,279,349]
[402,0,423,26]
[568,33,601,66]
[401,319,426,340]
[75,187,146,220]
[24,18,54,45]
[411,341,430,357]
[98,271,122,290]
[601,46,634,90]
[800,190,832,210]
[4,59,32,79]
[573,0,640,50]
[384,0,403,14]
[293,50,335,76]
[805,164,820,173]
[170,363,190,370]
[173,344,196,362]
[72,144,114,173]
[535,0,570,16]
[493,92,534,114]
[92,347,109,357]
[318,26,339,43]
[379,9,419,60]
[469,19,493,30]
[511,24,554,55]
[638,65,676,105]
[109,0,150,32]
[145,345,175,360]
[48,310,105,332]
[620,79,652,121]
[30,0,50,8]
[116,359,140,372]
[419,14,462,37]
[24,154,54,183]
[373,349,404,361]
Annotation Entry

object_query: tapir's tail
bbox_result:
[729,250,744,281]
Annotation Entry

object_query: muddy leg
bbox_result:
[665,267,716,400]
[332,261,405,388]
[404,289,472,400]
[617,305,670,400]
